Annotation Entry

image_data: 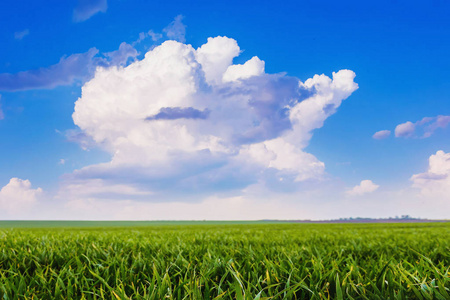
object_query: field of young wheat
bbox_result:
[0,222,448,299]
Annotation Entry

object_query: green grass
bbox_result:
[0,222,449,299]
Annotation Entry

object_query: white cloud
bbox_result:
[68,36,358,200]
[395,121,415,138]
[196,36,241,85]
[411,150,450,197]
[372,130,390,139]
[223,56,265,82]
[14,29,29,40]
[347,180,379,196]
[73,0,107,22]
[0,178,42,215]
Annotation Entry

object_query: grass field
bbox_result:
[0,222,449,299]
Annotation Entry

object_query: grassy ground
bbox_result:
[0,222,448,299]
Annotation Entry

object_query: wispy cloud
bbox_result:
[64,129,98,151]
[104,42,138,66]
[163,15,186,42]
[14,29,29,40]
[0,16,188,92]
[0,42,138,92]
[73,0,107,22]
[0,48,100,91]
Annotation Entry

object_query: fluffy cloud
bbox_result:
[0,178,42,215]
[411,150,450,197]
[14,29,29,40]
[394,115,450,138]
[73,0,107,22]
[346,180,379,196]
[395,121,415,138]
[372,130,390,139]
[68,36,358,200]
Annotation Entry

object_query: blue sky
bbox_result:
[0,0,449,220]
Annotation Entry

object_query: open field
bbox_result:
[0,222,449,299]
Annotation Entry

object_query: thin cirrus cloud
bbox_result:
[0,44,137,92]
[0,48,101,91]
[63,34,358,202]
[73,0,107,22]
[14,29,29,40]
[0,16,191,93]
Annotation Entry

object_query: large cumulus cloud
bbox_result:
[0,178,42,216]
[411,150,450,197]
[66,36,358,200]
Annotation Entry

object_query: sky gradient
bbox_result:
[0,0,449,220]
